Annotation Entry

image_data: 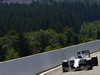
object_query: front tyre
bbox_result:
[63,68,68,72]
[62,60,69,72]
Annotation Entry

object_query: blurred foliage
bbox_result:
[0,21,100,61]
[80,20,100,42]
[0,2,100,36]
[5,48,20,61]
[0,2,100,61]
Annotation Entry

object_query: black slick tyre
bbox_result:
[92,57,98,66]
[86,59,93,70]
[62,60,69,72]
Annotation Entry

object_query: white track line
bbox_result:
[39,66,62,75]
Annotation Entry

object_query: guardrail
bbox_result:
[0,40,100,75]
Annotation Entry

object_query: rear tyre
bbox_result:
[86,59,93,70]
[92,57,98,66]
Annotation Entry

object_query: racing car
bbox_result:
[62,50,98,72]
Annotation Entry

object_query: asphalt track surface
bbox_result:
[42,51,100,75]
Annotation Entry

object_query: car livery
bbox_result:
[62,50,98,72]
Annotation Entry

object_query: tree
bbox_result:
[96,30,100,39]
[80,20,100,39]
[64,27,79,45]
[34,29,49,52]
[5,48,20,61]
[44,45,53,52]
[16,34,32,57]
[58,33,67,47]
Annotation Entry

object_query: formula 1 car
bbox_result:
[62,50,98,72]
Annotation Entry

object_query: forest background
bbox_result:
[0,1,100,61]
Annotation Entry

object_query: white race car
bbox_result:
[62,50,98,72]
